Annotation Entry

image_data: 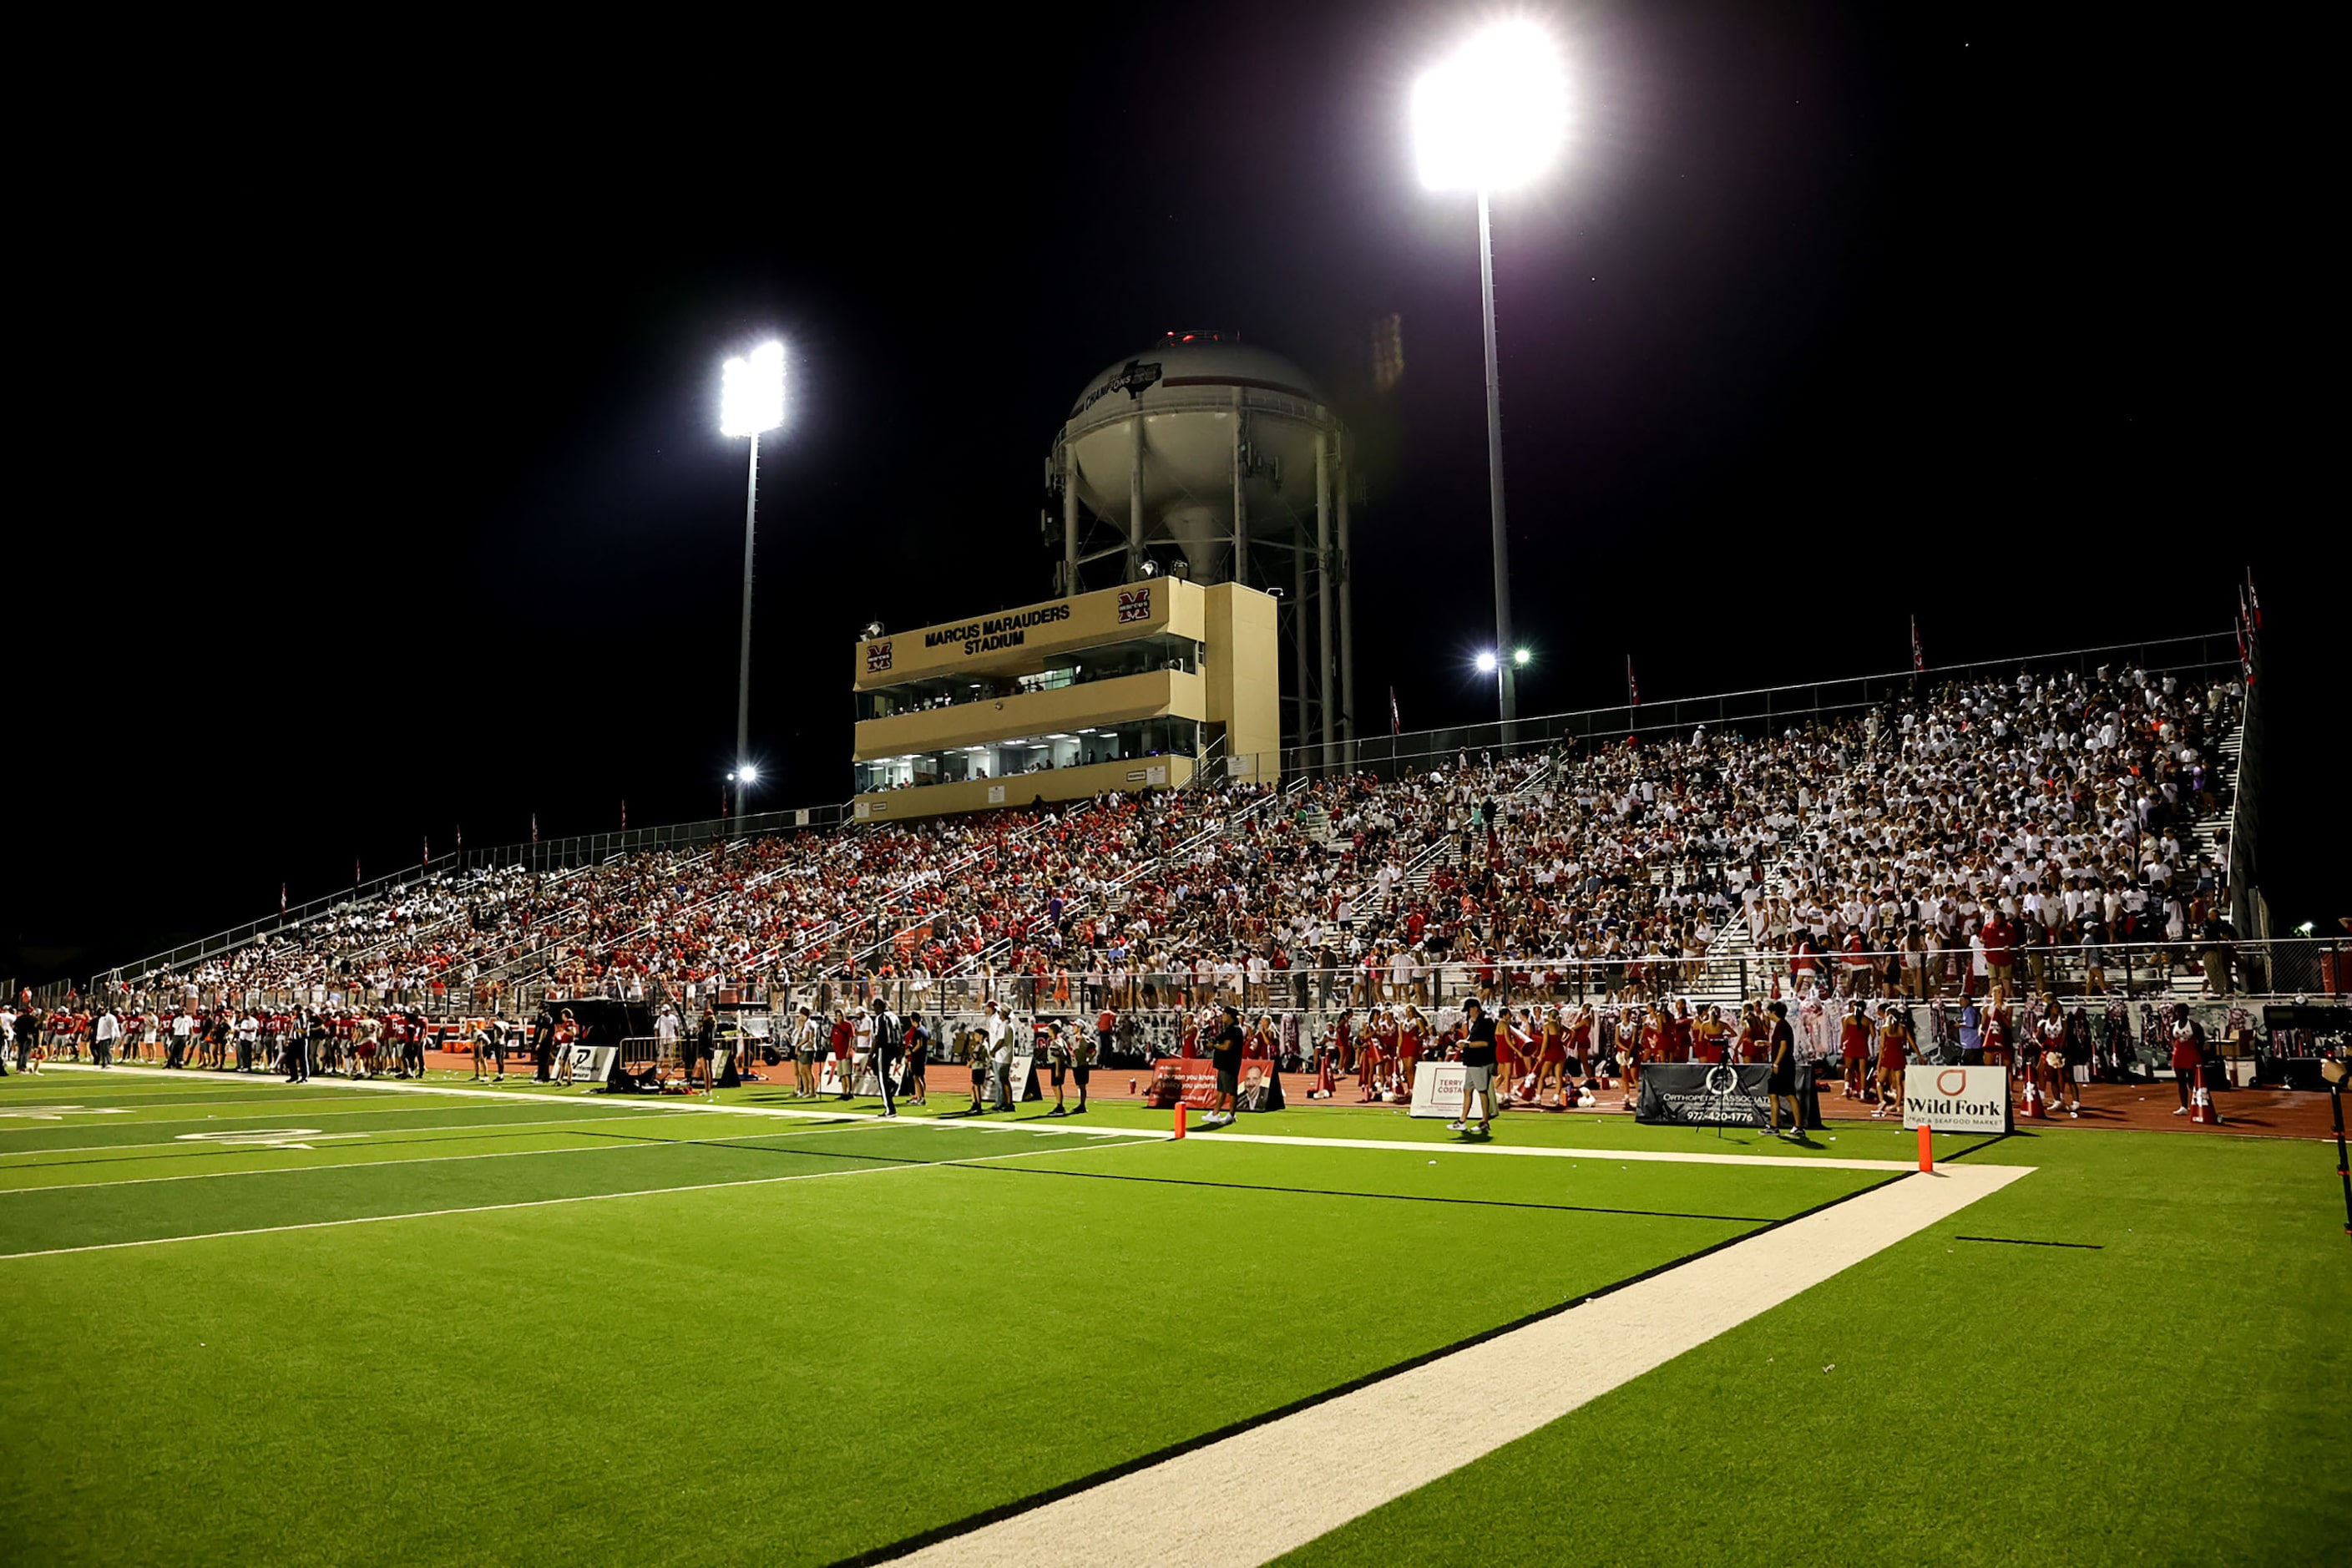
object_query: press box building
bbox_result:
[851,578,1277,822]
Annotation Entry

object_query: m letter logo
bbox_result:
[1117,589,1152,625]
[866,641,893,673]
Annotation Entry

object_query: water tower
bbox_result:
[1047,331,1354,759]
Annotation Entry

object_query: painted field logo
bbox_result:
[1118,587,1152,624]
[865,640,893,673]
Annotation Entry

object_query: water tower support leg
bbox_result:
[1316,424,1335,771]
[1338,433,1356,769]
[1063,448,1080,596]
[1127,416,1146,584]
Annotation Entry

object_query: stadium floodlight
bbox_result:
[1513,647,1532,666]
[1411,21,1570,192]
[719,341,787,438]
[719,340,788,817]
[1474,650,1499,673]
[1414,21,1571,727]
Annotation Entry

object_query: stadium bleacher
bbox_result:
[38,650,2279,1087]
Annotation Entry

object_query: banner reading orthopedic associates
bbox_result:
[1635,1063,1775,1127]
[1901,1065,2013,1134]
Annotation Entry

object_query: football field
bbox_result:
[3,1068,2344,1566]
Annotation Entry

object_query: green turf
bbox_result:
[0,1070,1875,1566]
[1274,1127,2352,1568]
[13,1068,2337,1566]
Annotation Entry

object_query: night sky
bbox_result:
[11,2,2336,985]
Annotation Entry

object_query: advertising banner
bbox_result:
[1901,1065,2013,1134]
[1141,1057,1282,1111]
[1635,1063,1775,1127]
[1409,1060,1470,1118]
[1143,1058,1220,1110]
[565,1044,618,1085]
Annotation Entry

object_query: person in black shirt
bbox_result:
[1766,1000,1802,1139]
[1206,1005,1246,1127]
[1451,997,1497,1138]
[867,997,900,1118]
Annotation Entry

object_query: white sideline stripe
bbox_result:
[45,1067,1913,1172]
[41,1065,1085,1136]
[0,1135,1162,1260]
[901,1162,2033,1568]
[1191,1130,1918,1173]
[0,1112,750,1176]
[0,1114,706,1166]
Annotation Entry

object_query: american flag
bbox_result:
[1389,687,1401,736]
[531,812,539,845]
[422,835,431,867]
[621,799,628,830]
[2244,567,2262,630]
[1626,655,1639,709]
[281,883,287,915]
[354,858,362,887]
[1911,615,1925,675]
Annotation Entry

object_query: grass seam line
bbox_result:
[949,1160,1793,1224]
[1189,1129,1915,1171]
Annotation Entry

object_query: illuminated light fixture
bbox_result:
[719,341,787,437]
[718,337,787,815]
[1513,647,1532,667]
[1414,23,1571,726]
[1474,650,1499,673]
[1411,21,1571,191]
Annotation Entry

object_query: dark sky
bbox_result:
[9,1,2336,985]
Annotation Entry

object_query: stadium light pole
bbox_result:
[719,341,787,815]
[1414,22,1570,726]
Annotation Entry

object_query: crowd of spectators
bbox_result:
[77,665,2248,1043]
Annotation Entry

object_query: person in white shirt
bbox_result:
[94,1008,121,1069]
[984,1004,1014,1110]
[169,1010,196,1069]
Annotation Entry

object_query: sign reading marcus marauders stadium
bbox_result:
[852,582,1178,685]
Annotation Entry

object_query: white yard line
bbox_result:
[0,1136,683,1190]
[898,1162,2031,1568]
[0,1098,664,1131]
[0,1114,931,1189]
[0,1135,1163,1260]
[1191,1130,1918,1173]
[0,1114,706,1166]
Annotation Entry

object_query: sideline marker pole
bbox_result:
[1174,1103,1186,1140]
[1917,1124,1933,1172]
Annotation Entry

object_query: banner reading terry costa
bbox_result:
[1901,1065,2013,1134]
[1635,1063,1774,1127]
